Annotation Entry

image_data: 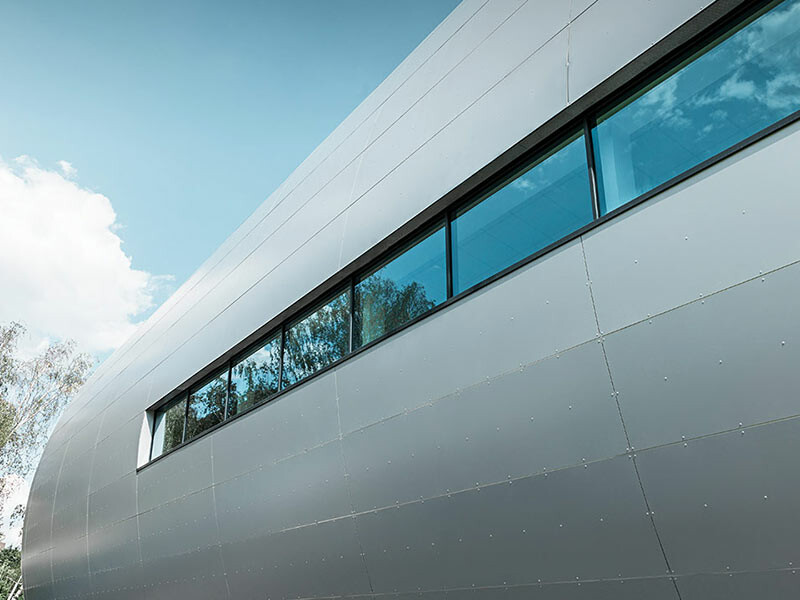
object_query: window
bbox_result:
[593,0,800,214]
[185,370,228,441]
[281,289,351,388]
[354,225,447,348]
[451,132,593,294]
[229,333,281,416]
[151,395,186,459]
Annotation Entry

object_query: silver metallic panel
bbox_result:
[87,516,139,575]
[214,440,350,545]
[50,533,87,588]
[222,516,371,599]
[344,340,625,512]
[211,371,340,482]
[357,456,665,593]
[88,473,138,534]
[137,436,213,513]
[138,487,217,562]
[366,0,527,147]
[605,261,800,449]
[636,417,800,574]
[444,577,678,599]
[568,0,708,102]
[89,416,140,494]
[142,545,227,600]
[54,446,93,518]
[677,571,800,599]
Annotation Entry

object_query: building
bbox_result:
[21,0,800,598]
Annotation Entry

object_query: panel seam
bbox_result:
[580,236,683,600]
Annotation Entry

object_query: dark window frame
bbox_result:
[142,0,799,469]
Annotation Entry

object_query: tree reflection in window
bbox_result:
[152,395,186,458]
[185,371,228,440]
[354,226,446,348]
[229,334,281,416]
[282,290,350,388]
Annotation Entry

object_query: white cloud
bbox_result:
[57,159,76,178]
[0,156,166,355]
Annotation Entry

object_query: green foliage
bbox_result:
[355,275,436,346]
[0,546,22,599]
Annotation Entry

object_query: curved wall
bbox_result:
[23,1,800,598]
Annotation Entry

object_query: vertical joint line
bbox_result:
[583,118,601,220]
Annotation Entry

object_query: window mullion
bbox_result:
[583,117,601,220]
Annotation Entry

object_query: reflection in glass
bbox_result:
[282,290,350,388]
[185,370,228,440]
[152,396,186,458]
[593,0,800,214]
[229,334,281,416]
[452,133,593,294]
[354,226,446,348]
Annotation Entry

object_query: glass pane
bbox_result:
[593,0,800,214]
[152,396,186,458]
[452,133,593,293]
[185,371,228,440]
[229,333,281,416]
[354,226,446,348]
[282,290,350,388]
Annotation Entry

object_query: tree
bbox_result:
[0,322,92,547]
[0,547,22,599]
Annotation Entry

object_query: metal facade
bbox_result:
[22,1,800,598]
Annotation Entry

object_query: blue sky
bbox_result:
[0,0,460,358]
